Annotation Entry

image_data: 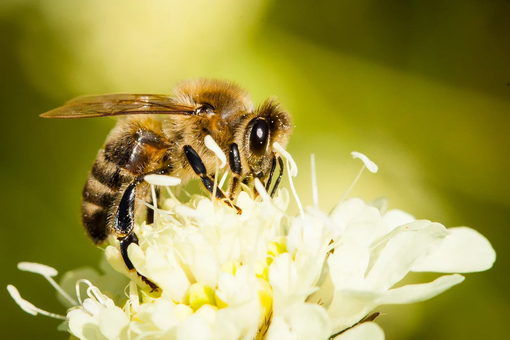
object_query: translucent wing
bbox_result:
[40,93,196,119]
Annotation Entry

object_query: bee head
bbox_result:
[237,98,292,177]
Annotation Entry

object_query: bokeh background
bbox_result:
[1,0,509,339]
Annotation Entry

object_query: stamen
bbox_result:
[340,152,378,203]
[18,262,77,306]
[165,186,179,201]
[87,285,107,306]
[311,154,319,210]
[212,159,219,204]
[18,262,57,277]
[219,171,229,190]
[254,178,271,204]
[273,142,304,219]
[205,135,227,168]
[340,165,365,204]
[351,151,378,173]
[129,281,140,311]
[75,279,93,306]
[273,142,298,177]
[285,159,305,221]
[151,184,159,227]
[144,174,181,186]
[7,285,67,320]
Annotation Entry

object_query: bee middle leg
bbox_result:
[184,145,241,214]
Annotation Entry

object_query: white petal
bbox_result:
[185,234,220,288]
[376,274,464,305]
[382,209,415,231]
[364,222,449,291]
[266,304,331,340]
[265,316,293,340]
[68,310,100,339]
[144,174,181,186]
[177,309,214,340]
[327,290,378,331]
[17,262,58,277]
[411,227,496,273]
[289,304,332,340]
[328,243,370,290]
[351,152,378,173]
[99,307,129,340]
[337,322,385,340]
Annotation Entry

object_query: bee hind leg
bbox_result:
[184,144,242,214]
[114,179,159,291]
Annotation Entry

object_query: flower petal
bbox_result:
[266,303,331,340]
[364,222,449,290]
[99,307,129,340]
[376,274,464,305]
[337,322,385,340]
[411,227,496,273]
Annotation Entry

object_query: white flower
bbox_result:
[8,152,496,340]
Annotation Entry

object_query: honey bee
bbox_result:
[41,79,292,287]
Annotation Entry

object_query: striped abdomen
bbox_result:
[81,122,168,244]
[81,149,135,244]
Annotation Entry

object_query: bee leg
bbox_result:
[265,153,278,193]
[227,143,242,201]
[114,179,159,291]
[184,145,242,214]
[269,156,284,198]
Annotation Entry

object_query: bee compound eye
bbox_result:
[196,103,215,115]
[249,118,269,157]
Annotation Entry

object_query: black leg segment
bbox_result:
[270,156,284,198]
[228,143,242,201]
[184,144,241,214]
[113,181,138,238]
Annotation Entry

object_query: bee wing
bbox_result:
[40,93,196,119]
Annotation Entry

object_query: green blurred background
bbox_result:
[1,0,509,339]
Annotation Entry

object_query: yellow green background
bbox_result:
[1,1,508,339]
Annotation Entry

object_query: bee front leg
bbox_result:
[184,145,242,214]
[227,143,242,201]
[265,155,284,198]
[114,179,159,291]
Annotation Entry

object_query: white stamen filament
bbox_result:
[7,285,67,320]
[136,199,180,225]
[254,178,271,204]
[340,164,366,204]
[219,171,229,190]
[212,157,219,204]
[17,262,77,306]
[273,142,298,177]
[151,184,159,227]
[286,158,305,221]
[205,135,227,168]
